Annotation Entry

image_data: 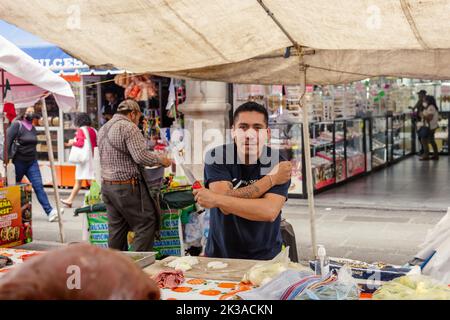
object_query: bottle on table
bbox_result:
[314,244,330,276]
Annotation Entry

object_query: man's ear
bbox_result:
[231,125,237,140]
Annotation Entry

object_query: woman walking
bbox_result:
[61,113,97,207]
[7,107,62,222]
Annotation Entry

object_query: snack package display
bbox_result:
[372,275,450,300]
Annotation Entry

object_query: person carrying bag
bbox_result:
[419,95,440,161]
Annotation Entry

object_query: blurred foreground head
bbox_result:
[0,243,160,300]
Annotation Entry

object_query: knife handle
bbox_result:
[192,181,202,190]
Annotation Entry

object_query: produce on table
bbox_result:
[373,275,450,300]
[243,262,288,287]
[167,256,199,272]
[207,261,228,270]
[0,244,160,300]
[242,247,309,286]
[187,279,207,285]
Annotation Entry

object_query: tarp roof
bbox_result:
[1,0,450,84]
[0,19,124,76]
[0,34,75,111]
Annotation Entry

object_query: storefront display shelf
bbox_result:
[269,121,304,198]
[310,122,335,191]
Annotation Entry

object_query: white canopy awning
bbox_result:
[0,34,75,110]
[1,0,450,84]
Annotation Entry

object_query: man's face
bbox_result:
[232,111,269,160]
[105,93,117,104]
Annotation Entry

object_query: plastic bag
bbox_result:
[297,266,360,300]
[242,247,307,286]
[84,180,102,206]
[373,275,450,300]
[238,269,313,300]
[184,211,203,248]
[82,181,102,242]
[415,209,450,283]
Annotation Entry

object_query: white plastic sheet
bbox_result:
[0,35,75,110]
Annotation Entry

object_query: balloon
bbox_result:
[374,97,380,102]
[364,81,370,87]
[379,91,385,97]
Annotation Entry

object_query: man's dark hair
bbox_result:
[74,112,92,127]
[233,102,268,127]
[104,89,117,96]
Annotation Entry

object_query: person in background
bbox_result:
[61,113,97,208]
[419,95,440,161]
[6,107,62,222]
[101,90,120,125]
[98,100,172,251]
[413,90,427,155]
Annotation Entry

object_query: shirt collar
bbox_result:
[112,113,132,123]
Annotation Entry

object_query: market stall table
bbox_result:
[144,256,260,300]
[3,249,448,300]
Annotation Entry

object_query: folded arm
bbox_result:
[194,189,286,222]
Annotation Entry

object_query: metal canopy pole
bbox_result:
[41,97,65,243]
[298,67,318,259]
[257,0,318,258]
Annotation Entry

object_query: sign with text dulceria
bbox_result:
[0,184,33,248]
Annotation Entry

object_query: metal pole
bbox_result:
[299,68,318,259]
[1,69,7,176]
[41,97,65,243]
[256,0,318,258]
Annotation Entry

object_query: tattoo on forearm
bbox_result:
[226,184,260,199]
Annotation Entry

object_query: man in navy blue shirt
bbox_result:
[193,102,292,260]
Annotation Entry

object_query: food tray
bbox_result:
[122,251,157,269]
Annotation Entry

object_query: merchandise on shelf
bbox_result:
[269,122,303,196]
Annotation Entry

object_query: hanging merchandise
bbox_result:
[114,73,157,101]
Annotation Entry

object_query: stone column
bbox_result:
[178,80,231,181]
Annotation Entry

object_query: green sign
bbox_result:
[153,209,183,258]
[86,211,109,248]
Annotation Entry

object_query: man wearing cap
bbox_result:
[98,99,172,251]
[413,90,427,155]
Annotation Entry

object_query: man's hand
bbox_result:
[268,161,292,185]
[193,188,223,211]
[158,156,173,168]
